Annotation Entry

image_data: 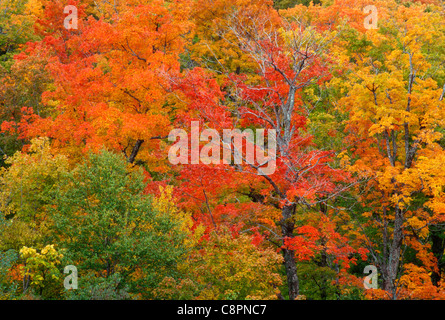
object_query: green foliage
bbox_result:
[297,262,365,300]
[0,138,69,251]
[169,228,284,300]
[297,263,338,299]
[0,137,69,221]
[0,248,19,299]
[19,245,64,299]
[65,273,131,300]
[48,150,190,298]
[0,0,41,69]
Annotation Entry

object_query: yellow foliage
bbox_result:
[20,244,63,288]
[152,186,204,248]
[0,137,69,220]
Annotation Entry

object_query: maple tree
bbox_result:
[3,0,193,168]
[167,0,371,300]
[328,0,445,298]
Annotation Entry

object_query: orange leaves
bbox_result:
[190,0,279,75]
[171,67,228,129]
[282,212,368,270]
[283,225,321,261]
[3,0,445,300]
[327,0,445,298]
[396,264,445,300]
[12,0,195,167]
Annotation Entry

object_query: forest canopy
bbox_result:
[0,0,445,300]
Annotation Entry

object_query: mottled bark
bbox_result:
[382,206,403,298]
[280,203,299,299]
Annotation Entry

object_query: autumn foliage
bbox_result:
[0,0,444,300]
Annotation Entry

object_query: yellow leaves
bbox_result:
[281,25,335,59]
[24,0,43,18]
[190,0,278,76]
[20,244,63,289]
[175,227,284,300]
[417,151,445,188]
[21,244,62,261]
[375,166,427,208]
[414,150,445,219]
[0,137,69,219]
[152,186,203,248]
[408,216,429,238]
[329,3,445,257]
[153,186,175,214]
[19,246,37,259]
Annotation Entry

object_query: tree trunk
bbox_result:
[382,205,403,298]
[280,203,299,299]
[283,247,299,299]
[23,273,30,293]
[320,246,328,300]
[128,139,144,164]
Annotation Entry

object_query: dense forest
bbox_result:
[0,0,444,300]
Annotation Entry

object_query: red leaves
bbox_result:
[283,225,321,261]
[282,215,368,271]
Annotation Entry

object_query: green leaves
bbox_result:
[0,248,19,299]
[19,245,64,298]
[49,150,190,298]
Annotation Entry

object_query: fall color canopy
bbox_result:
[0,0,445,301]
